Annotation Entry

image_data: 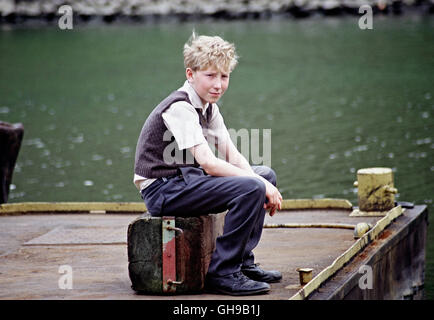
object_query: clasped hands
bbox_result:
[263,180,282,217]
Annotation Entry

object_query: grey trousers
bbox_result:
[141,165,277,276]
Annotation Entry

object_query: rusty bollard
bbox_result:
[0,121,24,204]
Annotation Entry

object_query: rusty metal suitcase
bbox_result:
[127,213,225,294]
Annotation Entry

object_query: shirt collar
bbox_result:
[179,80,211,115]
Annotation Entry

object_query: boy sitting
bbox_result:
[134,32,282,296]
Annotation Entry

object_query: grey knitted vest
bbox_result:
[134,90,213,178]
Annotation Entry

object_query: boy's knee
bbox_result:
[246,177,266,197]
[254,166,277,186]
[266,167,277,186]
[234,176,264,195]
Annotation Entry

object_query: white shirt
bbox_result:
[133,80,230,191]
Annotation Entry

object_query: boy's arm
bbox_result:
[190,141,252,177]
[190,142,282,215]
[217,134,255,174]
[216,137,282,214]
[215,132,273,187]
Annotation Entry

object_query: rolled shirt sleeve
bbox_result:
[162,101,207,150]
[162,101,231,154]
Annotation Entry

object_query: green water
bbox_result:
[1,15,433,298]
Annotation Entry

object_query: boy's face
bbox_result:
[186,65,230,105]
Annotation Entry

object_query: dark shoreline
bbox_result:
[1,2,433,27]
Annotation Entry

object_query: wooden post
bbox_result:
[0,121,24,204]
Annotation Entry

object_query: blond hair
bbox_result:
[183,32,238,73]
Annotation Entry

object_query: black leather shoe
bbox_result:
[205,271,270,296]
[241,263,282,283]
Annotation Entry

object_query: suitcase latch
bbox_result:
[162,217,183,293]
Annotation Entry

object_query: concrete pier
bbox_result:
[0,202,427,300]
[309,204,427,299]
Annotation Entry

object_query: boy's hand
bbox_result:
[263,180,282,217]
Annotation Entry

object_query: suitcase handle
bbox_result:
[165,225,183,233]
[167,279,184,286]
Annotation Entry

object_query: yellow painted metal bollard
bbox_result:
[352,167,398,216]
[296,268,313,286]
